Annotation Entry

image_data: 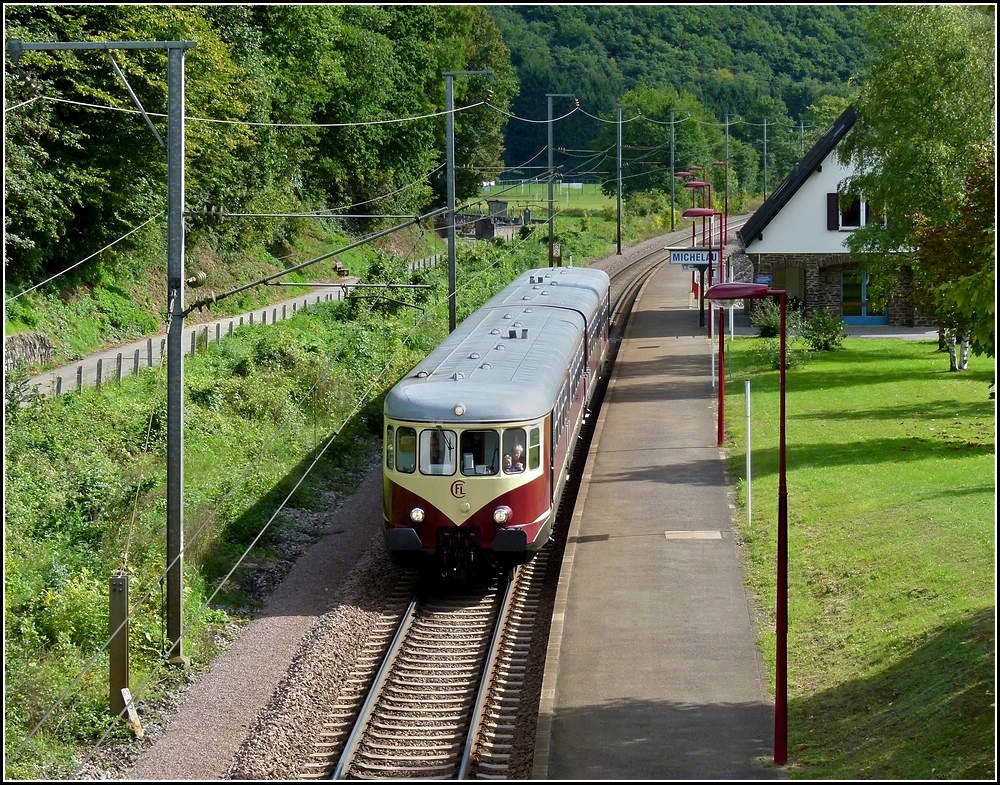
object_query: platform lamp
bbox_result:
[704,282,788,768]
[682,206,714,329]
[675,170,692,199]
[682,180,707,244]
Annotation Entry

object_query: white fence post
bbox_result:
[745,378,752,529]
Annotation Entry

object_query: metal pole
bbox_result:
[616,104,623,255]
[705,281,786,766]
[546,93,574,268]
[763,117,768,202]
[445,73,457,331]
[717,306,725,446]
[707,201,714,289]
[548,95,555,267]
[724,117,729,245]
[698,266,706,328]
[775,289,788,766]
[670,110,675,232]
[707,213,714,338]
[165,43,189,666]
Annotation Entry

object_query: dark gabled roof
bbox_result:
[737,105,856,248]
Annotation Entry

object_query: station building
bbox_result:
[737,105,931,327]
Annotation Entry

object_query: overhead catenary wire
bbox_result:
[68,211,552,775]
[25,93,488,128]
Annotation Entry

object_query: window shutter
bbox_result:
[827,193,840,230]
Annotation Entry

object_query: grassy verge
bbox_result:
[721,336,995,779]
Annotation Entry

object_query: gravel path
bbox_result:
[98,462,389,780]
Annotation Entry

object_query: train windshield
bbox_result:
[459,430,501,476]
[419,429,456,475]
[397,426,538,477]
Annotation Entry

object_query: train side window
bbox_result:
[528,427,541,470]
[502,428,527,474]
[420,429,456,475]
[386,425,394,469]
[396,427,416,473]
[461,429,500,475]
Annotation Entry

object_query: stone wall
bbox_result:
[4,332,53,374]
[744,252,934,326]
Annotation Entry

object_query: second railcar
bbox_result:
[382,266,611,577]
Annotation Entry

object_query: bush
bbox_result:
[749,297,802,338]
[748,336,807,370]
[801,309,848,351]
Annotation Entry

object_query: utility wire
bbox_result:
[484,101,580,125]
[7,213,165,301]
[30,94,486,128]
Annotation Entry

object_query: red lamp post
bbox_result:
[683,206,714,329]
[717,305,726,445]
[705,282,788,768]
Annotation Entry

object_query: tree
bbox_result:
[911,142,996,365]
[836,5,995,361]
[592,85,724,203]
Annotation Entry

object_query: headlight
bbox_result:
[409,507,425,523]
[492,506,512,525]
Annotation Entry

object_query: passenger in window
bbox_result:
[504,443,525,473]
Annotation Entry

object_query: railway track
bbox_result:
[291,232,747,780]
[294,550,551,780]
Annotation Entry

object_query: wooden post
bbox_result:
[109,573,129,717]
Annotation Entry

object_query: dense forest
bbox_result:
[4,4,871,301]
[489,5,869,185]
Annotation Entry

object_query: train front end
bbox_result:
[383,413,552,577]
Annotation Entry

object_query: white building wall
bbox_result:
[747,152,855,255]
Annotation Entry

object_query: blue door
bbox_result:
[841,268,888,324]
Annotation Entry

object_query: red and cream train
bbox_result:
[382,266,611,577]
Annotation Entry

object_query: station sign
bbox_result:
[667,246,720,265]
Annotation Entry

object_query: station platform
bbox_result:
[533,259,785,780]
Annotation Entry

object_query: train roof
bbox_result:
[384,266,610,424]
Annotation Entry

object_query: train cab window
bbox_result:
[386,425,394,469]
[503,428,527,474]
[460,429,500,475]
[395,427,416,473]
[528,427,541,470]
[420,429,456,475]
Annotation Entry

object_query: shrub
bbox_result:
[801,309,848,351]
[748,336,807,370]
[37,569,107,651]
[749,297,802,338]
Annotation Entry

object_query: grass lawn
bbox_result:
[721,337,995,779]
